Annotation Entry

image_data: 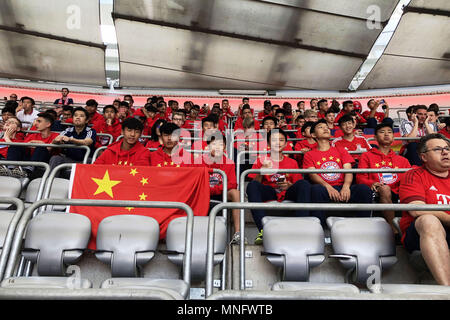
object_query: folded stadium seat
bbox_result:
[263,217,361,294]
[0,210,17,257]
[0,176,22,209]
[165,216,227,282]
[1,213,92,289]
[96,215,189,300]
[326,217,397,288]
[25,178,70,211]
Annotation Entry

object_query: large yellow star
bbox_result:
[130,168,138,176]
[139,192,148,201]
[140,177,149,186]
[91,170,121,198]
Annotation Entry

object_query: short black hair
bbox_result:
[2,103,17,115]
[301,121,315,133]
[62,105,74,113]
[160,122,180,135]
[415,105,428,112]
[242,104,251,111]
[123,94,134,102]
[206,132,226,145]
[37,112,54,125]
[267,128,288,144]
[262,116,278,126]
[318,99,328,107]
[374,122,393,135]
[20,96,35,105]
[275,109,286,116]
[338,114,355,127]
[264,100,271,106]
[325,109,335,116]
[73,106,89,119]
[310,119,328,134]
[103,104,117,114]
[4,100,18,112]
[119,101,130,108]
[342,100,353,108]
[202,115,218,126]
[122,117,144,132]
[44,109,57,120]
[150,119,167,141]
[86,99,98,108]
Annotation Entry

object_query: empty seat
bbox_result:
[262,216,325,281]
[95,215,188,300]
[327,217,397,286]
[1,213,92,289]
[25,178,70,211]
[0,176,22,209]
[0,210,17,257]
[165,216,227,281]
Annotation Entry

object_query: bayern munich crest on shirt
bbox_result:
[209,173,222,187]
[320,161,341,182]
[378,168,398,185]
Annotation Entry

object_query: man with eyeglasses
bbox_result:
[9,94,18,101]
[399,133,450,286]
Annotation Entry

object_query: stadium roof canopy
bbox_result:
[0,0,448,92]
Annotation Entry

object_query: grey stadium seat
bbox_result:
[264,216,360,294]
[165,216,227,282]
[1,213,92,289]
[327,217,397,286]
[25,178,70,211]
[95,215,189,300]
[0,176,22,209]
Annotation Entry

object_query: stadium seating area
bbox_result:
[0,93,449,300]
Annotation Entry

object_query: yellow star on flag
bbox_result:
[130,168,138,176]
[91,170,121,198]
[140,177,149,186]
[139,193,148,201]
[125,207,134,212]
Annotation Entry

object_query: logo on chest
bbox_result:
[319,161,341,182]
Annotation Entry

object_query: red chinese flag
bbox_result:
[69,164,211,249]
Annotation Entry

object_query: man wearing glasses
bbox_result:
[9,94,18,101]
[399,133,450,286]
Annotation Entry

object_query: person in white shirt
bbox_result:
[16,96,39,130]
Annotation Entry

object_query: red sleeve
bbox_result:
[356,153,377,187]
[302,150,315,168]
[248,157,263,179]
[399,169,426,204]
[286,159,302,183]
[94,149,110,164]
[338,147,355,165]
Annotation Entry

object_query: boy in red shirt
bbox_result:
[95,105,122,147]
[294,121,317,167]
[94,117,151,166]
[331,114,372,162]
[399,133,450,285]
[6,113,60,177]
[0,117,23,161]
[303,119,372,225]
[247,129,312,244]
[234,104,260,131]
[150,122,191,167]
[357,123,411,235]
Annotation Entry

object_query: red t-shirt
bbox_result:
[356,148,411,194]
[249,155,302,201]
[399,167,450,243]
[362,110,385,123]
[0,136,24,158]
[196,155,238,195]
[302,146,355,186]
[331,135,372,160]
[234,117,260,131]
[438,127,450,139]
[150,146,192,167]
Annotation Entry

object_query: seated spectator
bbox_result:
[427,106,445,131]
[234,104,259,131]
[282,101,293,123]
[53,87,73,106]
[324,109,338,132]
[123,94,136,114]
[167,100,179,119]
[234,117,262,177]
[274,109,293,131]
[257,100,272,121]
[261,116,277,133]
[16,96,39,130]
[357,123,411,236]
[303,109,318,123]
[335,100,366,126]
[184,105,202,129]
[210,106,228,133]
[61,105,74,123]
[85,99,104,129]
[95,105,121,147]
[49,107,96,171]
[296,100,306,114]
[438,117,450,139]
[400,105,436,166]
[294,121,317,167]
[6,112,59,178]
[309,98,318,111]
[191,116,220,152]
[0,101,18,132]
[156,101,169,120]
[332,114,372,162]
[117,101,133,123]
[94,118,150,166]
[399,133,450,285]
[199,135,243,243]
[150,122,190,167]
[329,99,341,114]
[145,119,166,149]
[303,120,372,226]
[8,93,18,102]
[293,114,306,138]
[0,117,24,162]
[221,99,235,121]
[246,129,312,244]
[361,99,392,129]
[317,99,329,119]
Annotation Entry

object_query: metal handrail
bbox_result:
[0,141,91,164]
[205,201,450,298]
[236,167,412,295]
[4,199,195,289]
[0,198,24,282]
[91,147,107,163]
